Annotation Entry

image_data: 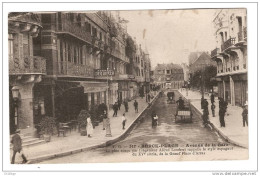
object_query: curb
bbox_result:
[29,93,160,164]
[177,90,248,149]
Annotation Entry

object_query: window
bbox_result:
[100,32,102,41]
[85,21,91,33]
[167,70,170,74]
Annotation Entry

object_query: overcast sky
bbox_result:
[118,9,217,68]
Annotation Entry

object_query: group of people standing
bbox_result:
[112,99,129,117]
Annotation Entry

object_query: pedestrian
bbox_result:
[211,93,215,104]
[118,100,121,110]
[112,102,118,117]
[151,111,158,127]
[86,116,93,137]
[242,104,248,127]
[219,106,226,127]
[202,108,209,126]
[121,113,127,130]
[211,103,216,117]
[134,100,138,113]
[219,97,224,109]
[11,129,28,164]
[176,97,184,110]
[147,93,151,103]
[201,97,204,109]
[102,110,107,130]
[204,99,209,112]
[124,100,129,112]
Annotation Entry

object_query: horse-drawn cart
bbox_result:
[175,101,193,123]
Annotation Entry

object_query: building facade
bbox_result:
[154,63,184,89]
[211,9,247,106]
[9,13,46,134]
[9,11,151,135]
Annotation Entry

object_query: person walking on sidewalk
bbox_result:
[118,100,121,110]
[112,102,118,117]
[202,108,209,127]
[102,110,108,130]
[211,93,215,104]
[211,103,216,117]
[219,106,226,127]
[134,100,138,113]
[147,93,151,103]
[121,113,127,130]
[87,117,93,137]
[11,129,28,164]
[242,105,248,127]
[124,100,129,112]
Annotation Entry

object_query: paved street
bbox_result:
[39,91,247,163]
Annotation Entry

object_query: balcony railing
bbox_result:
[221,38,236,52]
[9,55,46,75]
[211,48,220,57]
[57,61,94,77]
[56,21,92,43]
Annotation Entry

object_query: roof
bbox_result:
[155,63,182,70]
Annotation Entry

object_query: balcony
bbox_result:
[221,38,236,52]
[56,21,92,44]
[9,55,46,75]
[211,48,220,57]
[57,61,94,78]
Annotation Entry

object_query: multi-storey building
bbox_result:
[9,13,46,134]
[211,9,247,106]
[154,63,184,89]
[9,11,150,136]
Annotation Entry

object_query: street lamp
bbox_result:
[106,67,112,137]
[11,86,20,129]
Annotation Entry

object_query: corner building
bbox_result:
[211,9,247,106]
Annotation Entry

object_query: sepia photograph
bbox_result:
[2,1,258,174]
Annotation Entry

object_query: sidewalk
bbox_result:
[11,93,159,164]
[178,89,248,148]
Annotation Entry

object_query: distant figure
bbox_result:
[102,110,107,130]
[124,100,129,112]
[147,93,151,103]
[219,106,226,127]
[112,102,118,117]
[202,108,209,126]
[134,100,138,113]
[87,117,93,137]
[121,113,127,130]
[211,103,216,117]
[118,100,121,110]
[151,111,159,127]
[176,97,184,110]
[203,99,209,112]
[242,104,248,127]
[11,130,28,164]
[211,93,215,104]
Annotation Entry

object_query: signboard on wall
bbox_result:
[94,69,115,77]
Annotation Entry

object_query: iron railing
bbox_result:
[211,48,220,57]
[56,21,92,43]
[56,61,94,77]
[221,38,236,51]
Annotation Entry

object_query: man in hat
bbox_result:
[176,97,184,110]
[242,102,248,127]
[11,130,28,164]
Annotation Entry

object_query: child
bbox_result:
[122,113,127,130]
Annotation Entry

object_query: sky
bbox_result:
[118,9,217,68]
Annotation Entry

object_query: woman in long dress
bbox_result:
[87,117,93,137]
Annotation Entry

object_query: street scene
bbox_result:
[8,9,248,164]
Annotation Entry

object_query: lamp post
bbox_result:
[12,86,20,130]
[105,67,112,137]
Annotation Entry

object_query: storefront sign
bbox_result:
[128,75,135,79]
[94,69,115,77]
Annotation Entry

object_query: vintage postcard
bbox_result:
[7,8,249,165]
